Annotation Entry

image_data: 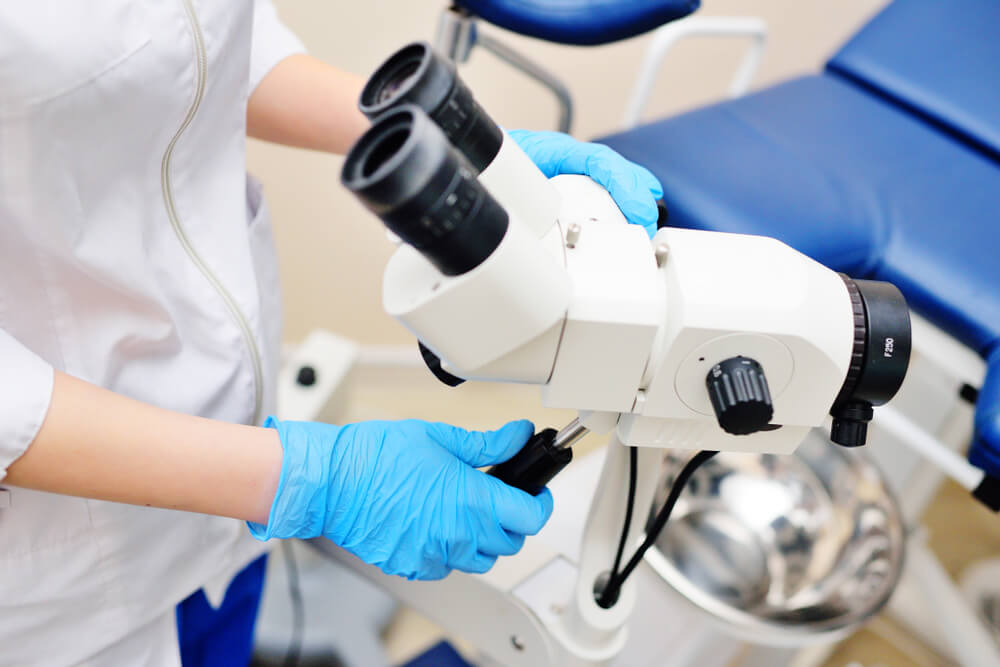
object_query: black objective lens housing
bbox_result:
[830,276,912,447]
[341,105,508,276]
[359,42,503,173]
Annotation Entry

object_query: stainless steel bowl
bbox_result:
[645,431,905,646]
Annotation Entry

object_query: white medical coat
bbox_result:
[0,2,304,664]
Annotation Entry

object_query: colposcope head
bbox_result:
[341,105,509,276]
[830,277,912,447]
[359,42,503,173]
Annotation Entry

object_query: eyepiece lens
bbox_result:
[360,44,434,115]
[361,125,410,178]
[359,42,502,173]
[376,59,421,104]
[342,105,508,277]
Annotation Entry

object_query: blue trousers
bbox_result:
[175,555,268,667]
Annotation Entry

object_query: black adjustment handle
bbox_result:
[487,428,572,496]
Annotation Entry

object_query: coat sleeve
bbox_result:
[249,0,308,95]
[0,328,54,480]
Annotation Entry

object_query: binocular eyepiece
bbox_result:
[359,42,504,174]
[341,106,508,276]
[344,41,521,277]
[357,41,563,240]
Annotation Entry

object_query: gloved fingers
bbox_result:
[378,552,452,581]
[635,164,664,199]
[506,129,564,178]
[512,129,664,201]
[515,131,590,177]
[491,484,554,536]
[586,144,664,199]
[449,551,499,575]
[584,153,661,233]
[410,563,453,581]
[477,525,526,557]
[509,129,663,196]
[509,129,664,235]
[428,419,535,467]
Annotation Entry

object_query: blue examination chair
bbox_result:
[445,0,698,45]
[447,0,1000,482]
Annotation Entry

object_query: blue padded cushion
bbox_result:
[453,0,699,46]
[598,75,1000,357]
[827,0,1000,160]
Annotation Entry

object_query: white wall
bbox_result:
[248,0,889,345]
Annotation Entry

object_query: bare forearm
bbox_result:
[248,54,369,154]
[5,372,282,524]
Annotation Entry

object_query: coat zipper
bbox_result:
[161,0,264,424]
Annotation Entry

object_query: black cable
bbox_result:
[281,540,305,667]
[607,446,638,593]
[598,450,717,608]
[618,450,717,584]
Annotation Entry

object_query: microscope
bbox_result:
[334,42,912,666]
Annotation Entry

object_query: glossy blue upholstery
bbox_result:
[827,0,1000,160]
[453,0,699,46]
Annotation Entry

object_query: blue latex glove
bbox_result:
[508,129,664,236]
[249,417,553,581]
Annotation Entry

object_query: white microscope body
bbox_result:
[333,42,909,666]
[388,158,853,456]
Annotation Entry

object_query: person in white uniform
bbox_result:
[0,2,665,665]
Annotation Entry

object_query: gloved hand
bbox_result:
[508,129,664,237]
[248,417,553,580]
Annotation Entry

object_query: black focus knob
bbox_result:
[706,356,774,435]
[296,365,317,387]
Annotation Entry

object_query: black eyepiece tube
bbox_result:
[341,105,508,276]
[359,42,503,173]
